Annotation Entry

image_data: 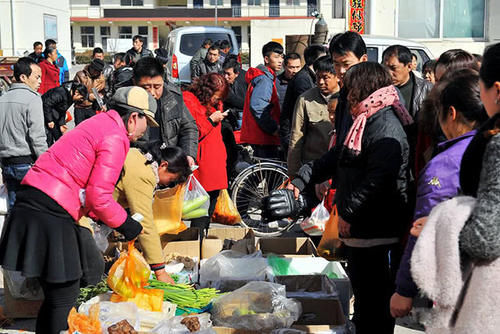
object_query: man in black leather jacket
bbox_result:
[134,57,198,166]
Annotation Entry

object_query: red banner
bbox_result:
[349,0,365,34]
[153,27,158,49]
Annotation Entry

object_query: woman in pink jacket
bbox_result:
[0,86,158,334]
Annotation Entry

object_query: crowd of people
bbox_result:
[0,29,499,333]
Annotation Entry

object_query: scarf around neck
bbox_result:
[343,85,414,155]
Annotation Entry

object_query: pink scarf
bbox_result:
[343,85,414,155]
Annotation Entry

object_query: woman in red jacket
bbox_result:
[38,47,60,94]
[183,73,229,233]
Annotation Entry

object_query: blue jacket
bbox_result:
[55,51,69,84]
[395,130,476,297]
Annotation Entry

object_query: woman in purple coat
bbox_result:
[390,69,488,318]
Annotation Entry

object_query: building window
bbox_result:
[119,26,132,39]
[210,0,223,5]
[44,14,58,41]
[120,0,144,5]
[332,0,345,18]
[398,0,485,39]
[90,0,100,5]
[286,0,300,5]
[100,26,111,51]
[81,26,95,48]
[138,26,148,45]
[193,0,203,7]
[248,0,261,5]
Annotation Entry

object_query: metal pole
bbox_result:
[10,0,16,56]
[215,1,218,26]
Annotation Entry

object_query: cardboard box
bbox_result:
[3,281,42,318]
[276,275,345,326]
[161,227,201,259]
[257,237,318,257]
[202,228,255,259]
[213,328,264,334]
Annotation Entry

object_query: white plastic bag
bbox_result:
[2,269,44,300]
[199,250,273,290]
[0,184,8,214]
[91,220,112,252]
[300,200,330,236]
[182,175,210,220]
[152,313,216,334]
[211,281,302,331]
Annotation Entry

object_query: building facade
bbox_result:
[70,0,498,66]
[0,0,72,65]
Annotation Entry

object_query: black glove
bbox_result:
[262,189,305,221]
[115,214,143,241]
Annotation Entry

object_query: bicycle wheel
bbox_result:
[230,162,296,237]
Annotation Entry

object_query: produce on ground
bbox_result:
[110,289,165,312]
[146,279,219,311]
[67,304,101,334]
[180,316,201,332]
[107,319,137,334]
[164,253,197,271]
[77,278,110,307]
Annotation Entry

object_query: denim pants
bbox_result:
[2,163,31,209]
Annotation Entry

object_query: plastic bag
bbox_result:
[317,205,345,261]
[2,269,44,300]
[152,313,216,334]
[267,256,300,276]
[91,220,112,252]
[67,304,101,334]
[211,189,241,225]
[182,175,209,220]
[111,288,165,312]
[0,184,8,214]
[107,241,151,299]
[199,250,273,290]
[153,183,188,235]
[211,281,302,331]
[300,200,329,236]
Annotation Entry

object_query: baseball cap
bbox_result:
[110,86,159,127]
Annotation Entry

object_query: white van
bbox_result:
[165,26,240,85]
[362,35,434,72]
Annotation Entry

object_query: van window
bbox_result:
[179,33,234,56]
[411,49,431,73]
[367,47,378,62]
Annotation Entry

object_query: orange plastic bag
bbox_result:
[317,205,345,261]
[67,304,101,334]
[153,183,188,235]
[107,241,151,298]
[110,288,164,312]
[211,189,242,225]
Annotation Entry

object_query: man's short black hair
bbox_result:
[92,47,104,57]
[284,52,301,66]
[45,39,57,48]
[133,57,164,82]
[114,52,126,63]
[304,45,327,66]
[219,40,231,50]
[132,35,144,43]
[33,41,43,49]
[202,38,213,47]
[222,55,241,73]
[329,31,366,59]
[14,57,37,81]
[208,45,219,53]
[382,45,412,65]
[313,55,335,75]
[262,41,284,58]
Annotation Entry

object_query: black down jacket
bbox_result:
[42,82,73,126]
[335,106,411,239]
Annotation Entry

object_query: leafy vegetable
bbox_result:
[146,279,219,310]
[76,279,110,307]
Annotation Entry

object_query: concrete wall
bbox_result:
[0,0,71,67]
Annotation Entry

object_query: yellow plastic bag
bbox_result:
[211,189,242,226]
[153,183,188,235]
[107,241,151,298]
[67,304,101,334]
[317,205,345,261]
[110,288,164,312]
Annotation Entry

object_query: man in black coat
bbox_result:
[42,81,88,145]
[109,52,134,97]
[280,45,327,153]
[28,41,43,64]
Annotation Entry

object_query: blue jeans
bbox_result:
[2,163,31,209]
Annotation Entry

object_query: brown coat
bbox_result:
[287,87,333,177]
[73,65,105,108]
